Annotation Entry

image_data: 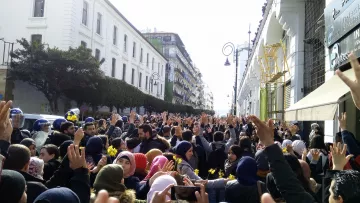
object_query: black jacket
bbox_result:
[43,158,61,181]
[45,131,72,147]
[11,128,30,144]
[225,180,267,203]
[264,144,315,203]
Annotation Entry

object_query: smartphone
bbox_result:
[171,186,200,201]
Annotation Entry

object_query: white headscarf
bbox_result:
[28,157,44,179]
[282,139,293,148]
[147,175,177,203]
[292,140,306,156]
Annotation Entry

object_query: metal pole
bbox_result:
[234,48,238,116]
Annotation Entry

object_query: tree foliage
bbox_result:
[10,39,104,113]
[10,39,215,115]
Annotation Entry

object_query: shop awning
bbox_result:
[285,70,355,121]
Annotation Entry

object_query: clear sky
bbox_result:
[110,0,264,115]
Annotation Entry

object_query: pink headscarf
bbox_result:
[144,155,168,181]
[113,151,136,177]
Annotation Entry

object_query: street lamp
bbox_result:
[222,42,251,116]
[149,72,160,95]
[222,42,238,116]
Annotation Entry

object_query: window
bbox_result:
[132,42,136,58]
[95,49,100,61]
[31,34,42,44]
[82,1,88,25]
[122,64,126,81]
[139,72,142,87]
[145,76,148,90]
[152,58,154,70]
[161,65,164,76]
[124,35,127,52]
[140,48,143,62]
[146,53,149,67]
[96,13,102,35]
[33,0,45,17]
[131,68,135,85]
[111,58,116,77]
[113,26,117,45]
[158,63,160,73]
[81,41,87,48]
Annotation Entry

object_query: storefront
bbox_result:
[285,0,360,141]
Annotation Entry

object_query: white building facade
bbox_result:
[0,0,166,114]
[204,84,214,110]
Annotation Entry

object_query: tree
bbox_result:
[10,39,104,113]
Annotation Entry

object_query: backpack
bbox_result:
[207,143,227,179]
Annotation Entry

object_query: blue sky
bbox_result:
[110,0,265,115]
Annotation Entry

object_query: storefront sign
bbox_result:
[329,26,360,70]
[325,0,360,47]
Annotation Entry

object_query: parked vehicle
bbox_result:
[23,114,64,132]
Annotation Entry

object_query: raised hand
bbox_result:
[248,115,274,147]
[331,142,353,170]
[336,53,360,110]
[74,127,84,146]
[0,100,12,142]
[67,144,86,170]
[129,111,136,123]
[161,160,174,172]
[338,112,347,131]
[110,113,119,126]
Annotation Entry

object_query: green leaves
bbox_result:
[9,38,214,115]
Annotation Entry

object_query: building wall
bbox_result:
[0,0,166,114]
[238,0,305,121]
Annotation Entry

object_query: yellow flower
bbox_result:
[67,114,78,122]
[228,174,235,180]
[107,146,118,157]
[282,147,288,153]
[173,155,177,160]
[218,170,224,178]
[177,158,182,164]
[208,168,216,174]
[194,169,199,175]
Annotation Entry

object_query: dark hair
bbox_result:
[332,170,360,203]
[163,126,171,134]
[182,130,193,142]
[163,152,175,162]
[335,132,343,143]
[139,124,152,135]
[84,122,95,130]
[229,145,242,160]
[283,153,312,193]
[171,127,176,136]
[111,137,123,149]
[239,136,252,153]
[115,120,123,129]
[60,121,74,133]
[4,144,31,170]
[98,119,106,127]
[41,144,60,160]
[213,131,224,142]
[309,135,326,151]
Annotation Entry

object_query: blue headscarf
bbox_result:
[34,187,80,203]
[176,141,192,162]
[236,156,258,186]
[86,136,104,165]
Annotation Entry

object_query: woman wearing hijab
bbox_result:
[145,149,162,170]
[225,156,267,203]
[114,151,150,200]
[86,136,111,186]
[143,155,168,181]
[28,157,45,180]
[34,187,80,203]
[0,170,27,203]
[147,175,177,203]
[133,153,148,181]
[93,164,136,203]
[176,141,226,189]
[224,145,242,177]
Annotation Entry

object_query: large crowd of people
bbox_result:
[1,54,360,203]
